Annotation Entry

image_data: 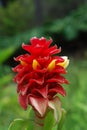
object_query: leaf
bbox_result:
[63,25,78,40]
[8,118,34,130]
[8,118,26,130]
[0,47,16,64]
[57,109,66,130]
[43,111,55,130]
[48,96,62,123]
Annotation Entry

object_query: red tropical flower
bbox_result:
[13,37,69,117]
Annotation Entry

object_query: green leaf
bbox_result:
[63,25,78,40]
[0,47,16,64]
[43,111,55,130]
[8,118,34,130]
[8,118,26,130]
[57,109,66,130]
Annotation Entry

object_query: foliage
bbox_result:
[62,59,87,130]
[44,3,87,40]
[0,1,87,38]
[0,46,16,64]
[0,0,34,36]
[0,65,12,86]
[42,0,86,22]
[0,3,87,52]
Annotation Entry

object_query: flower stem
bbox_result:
[34,114,44,130]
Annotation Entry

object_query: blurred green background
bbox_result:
[0,0,87,130]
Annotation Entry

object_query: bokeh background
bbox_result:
[0,0,87,130]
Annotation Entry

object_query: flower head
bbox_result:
[13,37,69,117]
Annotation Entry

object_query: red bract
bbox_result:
[13,37,69,117]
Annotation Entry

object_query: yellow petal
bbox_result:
[57,56,69,68]
[47,59,56,71]
[32,59,40,70]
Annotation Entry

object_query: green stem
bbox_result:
[34,114,44,130]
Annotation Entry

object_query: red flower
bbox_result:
[13,37,69,117]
